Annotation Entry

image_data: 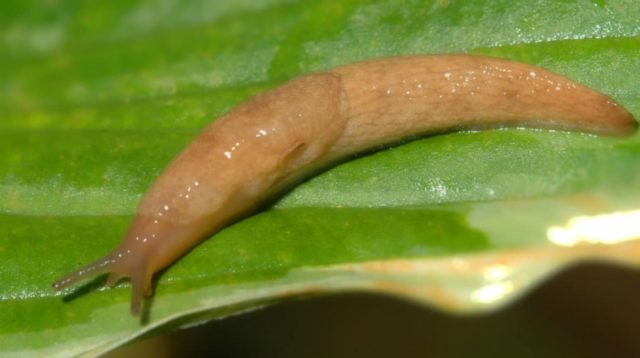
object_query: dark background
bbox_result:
[108,262,640,358]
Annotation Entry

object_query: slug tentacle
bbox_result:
[127,264,154,315]
[129,273,145,315]
[106,272,125,288]
[52,55,637,315]
[53,250,154,314]
[52,252,117,292]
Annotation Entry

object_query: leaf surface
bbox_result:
[1,0,639,356]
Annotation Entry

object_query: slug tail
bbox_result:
[51,253,115,292]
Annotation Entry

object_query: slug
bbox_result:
[52,55,637,314]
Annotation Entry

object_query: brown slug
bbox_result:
[52,55,638,314]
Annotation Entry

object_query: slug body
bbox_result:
[53,55,637,314]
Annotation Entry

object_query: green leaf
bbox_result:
[1,0,639,356]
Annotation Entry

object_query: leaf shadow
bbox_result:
[61,275,108,303]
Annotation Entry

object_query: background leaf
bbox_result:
[1,0,639,356]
